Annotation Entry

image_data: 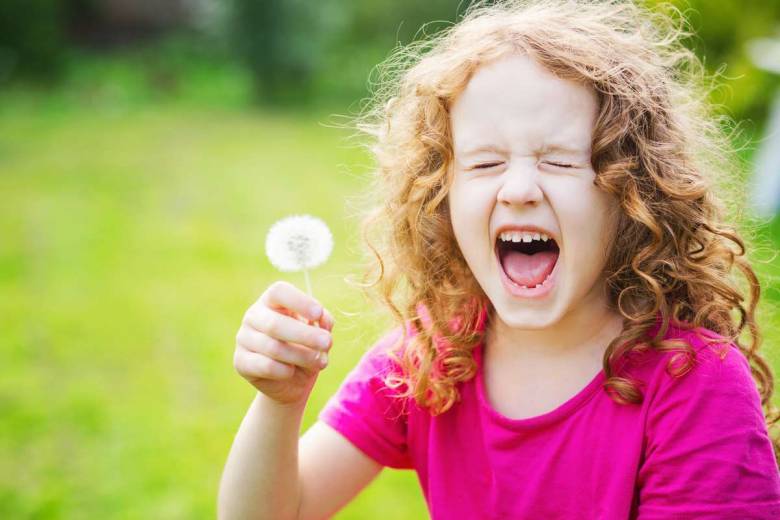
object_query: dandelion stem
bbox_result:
[303,269,313,296]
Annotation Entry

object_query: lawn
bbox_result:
[1,93,778,518]
[0,97,430,518]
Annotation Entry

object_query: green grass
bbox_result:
[1,78,779,517]
[0,99,429,518]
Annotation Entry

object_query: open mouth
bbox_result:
[495,233,560,289]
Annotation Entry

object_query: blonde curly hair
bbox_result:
[344,0,780,462]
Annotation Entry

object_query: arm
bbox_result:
[297,420,384,520]
[219,278,412,519]
[218,395,383,520]
[218,393,306,520]
[219,280,347,520]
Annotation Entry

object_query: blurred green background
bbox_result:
[1,0,780,518]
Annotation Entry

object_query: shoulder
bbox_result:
[654,326,755,394]
[635,326,780,516]
[357,322,415,375]
[317,323,418,470]
[319,322,417,411]
[632,323,768,445]
[631,323,755,397]
[339,322,422,411]
[639,324,770,463]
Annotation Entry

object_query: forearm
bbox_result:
[218,392,306,520]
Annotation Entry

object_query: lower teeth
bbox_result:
[518,273,552,289]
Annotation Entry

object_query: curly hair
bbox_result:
[342,0,780,462]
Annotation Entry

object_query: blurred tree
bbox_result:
[303,0,465,106]
[0,0,66,83]
[227,0,465,106]
[0,0,203,85]
[1,0,778,125]
[67,0,196,47]
[229,0,346,106]
[644,0,780,127]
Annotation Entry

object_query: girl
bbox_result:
[219,1,780,518]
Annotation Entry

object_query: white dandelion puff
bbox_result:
[265,214,334,295]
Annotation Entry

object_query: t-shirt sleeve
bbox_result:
[636,340,780,519]
[317,327,414,470]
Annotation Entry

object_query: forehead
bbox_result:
[449,53,598,154]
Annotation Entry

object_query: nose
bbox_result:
[496,158,544,207]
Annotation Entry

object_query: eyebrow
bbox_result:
[538,143,589,154]
[458,145,506,157]
[457,143,588,157]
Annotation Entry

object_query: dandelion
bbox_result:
[265,214,334,296]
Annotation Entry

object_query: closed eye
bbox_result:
[472,162,503,170]
[545,161,574,168]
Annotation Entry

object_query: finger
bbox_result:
[318,308,334,332]
[292,308,333,333]
[259,281,324,322]
[233,348,296,381]
[243,307,332,351]
[237,328,327,371]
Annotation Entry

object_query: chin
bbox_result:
[492,299,563,329]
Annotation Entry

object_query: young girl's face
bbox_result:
[447,53,620,330]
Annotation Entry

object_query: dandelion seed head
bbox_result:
[265,214,334,272]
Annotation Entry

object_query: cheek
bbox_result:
[447,182,493,256]
[562,189,619,267]
[592,190,621,242]
[447,189,466,248]
[447,183,492,224]
[558,183,612,235]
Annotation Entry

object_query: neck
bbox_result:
[485,302,625,365]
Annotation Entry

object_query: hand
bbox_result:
[233,281,334,406]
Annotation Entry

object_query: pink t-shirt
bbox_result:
[318,309,780,519]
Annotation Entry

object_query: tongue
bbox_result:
[501,250,559,287]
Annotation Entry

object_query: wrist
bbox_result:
[255,391,308,416]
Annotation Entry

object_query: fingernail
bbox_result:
[310,305,322,320]
[317,333,331,350]
[319,351,329,367]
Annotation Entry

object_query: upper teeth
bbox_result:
[499,231,551,243]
